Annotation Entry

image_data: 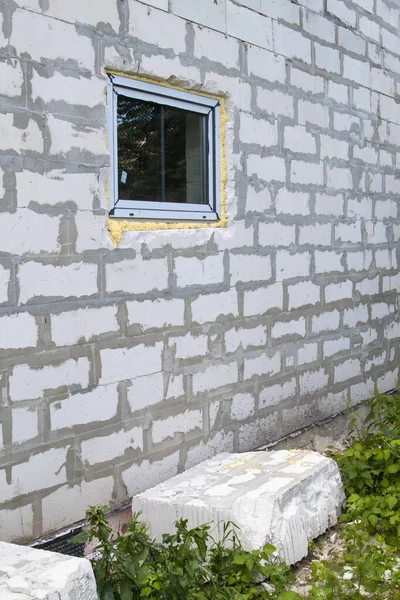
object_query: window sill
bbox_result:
[107,215,227,246]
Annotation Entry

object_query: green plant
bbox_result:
[335,392,400,546]
[76,392,400,599]
[307,392,400,598]
[76,506,301,600]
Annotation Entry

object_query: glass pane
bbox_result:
[117,95,207,204]
[117,96,162,202]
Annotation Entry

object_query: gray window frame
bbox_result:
[107,74,221,222]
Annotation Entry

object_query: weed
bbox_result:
[79,392,400,599]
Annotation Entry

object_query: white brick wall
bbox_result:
[10,358,90,402]
[299,368,329,394]
[47,116,105,156]
[257,88,295,118]
[259,222,296,246]
[41,477,115,534]
[272,317,306,339]
[12,406,39,445]
[192,363,237,394]
[106,257,169,294]
[259,379,296,408]
[356,276,380,296]
[291,68,325,94]
[273,22,311,62]
[170,333,208,359]
[99,342,163,386]
[31,71,105,106]
[128,373,184,412]
[247,46,286,83]
[0,113,43,153]
[21,0,121,29]
[122,452,179,498]
[16,171,99,209]
[343,305,369,327]
[2,0,400,546]
[0,266,9,303]
[0,313,37,349]
[231,392,255,420]
[51,306,119,346]
[175,255,224,287]
[288,281,320,309]
[240,113,277,147]
[227,3,273,49]
[312,311,340,333]
[81,426,143,464]
[298,100,329,128]
[298,342,318,365]
[276,251,310,279]
[191,289,238,323]
[315,193,344,216]
[247,154,286,182]
[334,358,361,383]
[244,352,281,379]
[11,10,95,70]
[152,409,203,443]
[315,250,344,273]
[325,281,353,303]
[315,44,341,73]
[225,325,266,353]
[1,447,68,501]
[194,25,240,69]
[131,2,187,52]
[172,0,220,27]
[291,160,324,185]
[51,384,119,430]
[284,125,316,154]
[127,298,185,329]
[323,337,351,357]
[243,283,283,316]
[230,253,272,284]
[0,60,24,97]
[303,11,335,43]
[275,190,310,216]
[21,260,95,303]
[0,505,33,543]
[299,224,331,246]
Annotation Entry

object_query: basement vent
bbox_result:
[32,527,85,558]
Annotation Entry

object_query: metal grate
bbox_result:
[33,527,85,558]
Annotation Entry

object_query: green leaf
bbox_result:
[232,554,246,565]
[245,558,254,570]
[387,464,400,474]
[120,580,133,600]
[70,530,90,544]
[347,494,360,503]
[368,514,379,527]
[386,495,398,510]
[277,592,303,600]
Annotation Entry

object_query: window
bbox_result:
[107,75,221,221]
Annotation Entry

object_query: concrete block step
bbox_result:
[0,541,98,600]
[132,450,344,564]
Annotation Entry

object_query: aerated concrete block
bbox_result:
[132,450,344,565]
[0,541,98,600]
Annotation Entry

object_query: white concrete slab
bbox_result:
[0,541,98,600]
[132,450,344,564]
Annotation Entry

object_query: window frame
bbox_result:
[107,74,221,222]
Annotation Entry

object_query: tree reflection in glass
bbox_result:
[117,95,207,204]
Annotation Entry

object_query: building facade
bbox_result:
[0,0,399,542]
